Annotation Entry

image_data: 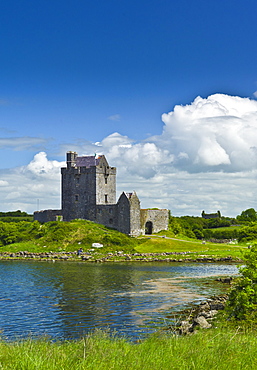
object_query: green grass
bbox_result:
[0,220,137,254]
[205,225,242,232]
[0,220,250,261]
[135,236,245,260]
[1,326,257,369]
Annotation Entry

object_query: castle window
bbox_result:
[105,177,108,184]
[75,194,79,202]
[105,194,108,203]
[109,218,113,224]
[109,208,113,214]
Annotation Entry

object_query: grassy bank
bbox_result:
[0,219,251,261]
[1,326,257,369]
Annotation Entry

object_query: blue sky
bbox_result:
[1,0,257,216]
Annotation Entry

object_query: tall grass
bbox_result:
[1,327,257,369]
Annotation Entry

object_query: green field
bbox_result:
[135,235,246,260]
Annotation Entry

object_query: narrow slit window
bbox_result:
[105,194,108,203]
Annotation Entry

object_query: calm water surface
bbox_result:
[0,261,239,340]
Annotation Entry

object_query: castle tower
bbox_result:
[61,152,116,221]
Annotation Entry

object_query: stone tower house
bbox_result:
[34,151,169,236]
[61,152,116,222]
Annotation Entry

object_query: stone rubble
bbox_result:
[177,295,229,335]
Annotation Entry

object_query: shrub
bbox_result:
[226,245,257,320]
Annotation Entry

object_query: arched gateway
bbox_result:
[145,221,153,235]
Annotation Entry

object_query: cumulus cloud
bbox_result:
[96,132,173,178]
[159,94,257,172]
[26,152,65,178]
[0,153,64,213]
[1,93,257,217]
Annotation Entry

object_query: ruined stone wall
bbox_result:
[140,209,169,234]
[129,194,141,236]
[33,209,62,223]
[117,193,131,235]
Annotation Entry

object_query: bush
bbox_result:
[226,245,257,320]
[238,225,257,242]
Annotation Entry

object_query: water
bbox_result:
[0,260,239,341]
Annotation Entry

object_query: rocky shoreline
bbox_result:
[175,294,229,335]
[0,250,241,263]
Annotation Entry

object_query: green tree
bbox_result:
[226,245,257,320]
[237,208,257,222]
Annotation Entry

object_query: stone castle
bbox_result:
[34,151,169,236]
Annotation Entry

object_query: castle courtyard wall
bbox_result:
[34,209,62,223]
[140,209,169,234]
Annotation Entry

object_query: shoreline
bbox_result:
[0,251,242,263]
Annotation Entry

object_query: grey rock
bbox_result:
[193,316,212,329]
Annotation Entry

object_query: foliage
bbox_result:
[203,227,240,241]
[0,210,31,218]
[0,210,33,222]
[237,208,257,223]
[205,218,231,228]
[169,215,236,240]
[0,219,137,253]
[0,221,41,246]
[238,224,257,242]
[226,245,257,320]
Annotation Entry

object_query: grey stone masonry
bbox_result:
[61,152,116,222]
[140,209,169,234]
[34,209,62,222]
[34,151,169,236]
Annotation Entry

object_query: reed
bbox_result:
[1,326,257,369]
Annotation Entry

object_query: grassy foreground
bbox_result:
[1,326,257,370]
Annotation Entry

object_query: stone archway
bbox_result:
[145,221,153,235]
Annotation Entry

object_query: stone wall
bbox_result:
[95,157,116,205]
[96,204,118,229]
[140,209,169,234]
[117,193,131,235]
[128,193,141,236]
[34,209,62,223]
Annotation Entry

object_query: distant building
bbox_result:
[34,152,169,236]
[201,210,221,219]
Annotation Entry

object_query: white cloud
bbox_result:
[159,94,257,172]
[107,114,121,121]
[0,180,8,186]
[1,94,257,217]
[26,152,65,178]
[0,136,48,150]
[0,153,64,213]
